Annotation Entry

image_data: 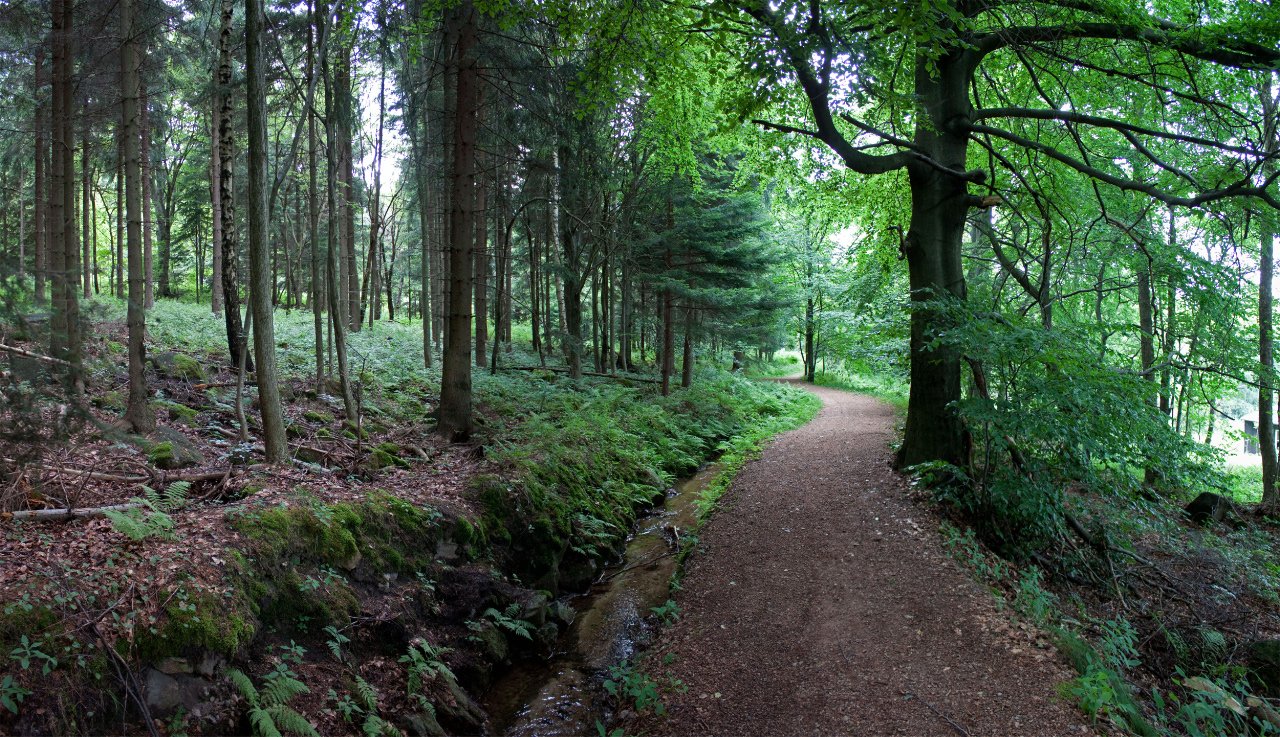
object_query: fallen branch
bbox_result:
[903,690,970,737]
[5,502,144,521]
[0,343,71,368]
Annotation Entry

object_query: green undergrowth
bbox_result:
[813,368,908,412]
[742,352,802,379]
[940,519,1280,736]
[473,367,820,589]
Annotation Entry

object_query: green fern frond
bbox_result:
[226,668,260,706]
[248,706,283,737]
[361,713,399,737]
[264,705,320,737]
[260,673,309,707]
[161,480,192,511]
[354,676,379,712]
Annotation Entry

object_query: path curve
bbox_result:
[641,382,1095,737]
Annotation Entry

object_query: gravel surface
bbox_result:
[641,382,1097,737]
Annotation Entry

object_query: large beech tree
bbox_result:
[712,0,1280,469]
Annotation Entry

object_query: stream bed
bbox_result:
[483,463,720,736]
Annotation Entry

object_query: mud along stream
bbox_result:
[483,463,719,735]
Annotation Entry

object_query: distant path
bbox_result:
[642,381,1094,737]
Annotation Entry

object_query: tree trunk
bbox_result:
[405,0,432,368]
[1262,78,1279,512]
[474,153,488,367]
[804,295,816,382]
[245,0,286,462]
[334,43,360,333]
[141,81,154,309]
[51,0,83,395]
[437,0,478,441]
[120,0,154,434]
[891,52,974,470]
[660,281,674,395]
[115,134,124,298]
[308,0,325,391]
[217,0,250,371]
[681,304,694,388]
[210,96,224,314]
[81,112,90,299]
[33,50,47,305]
[322,10,356,422]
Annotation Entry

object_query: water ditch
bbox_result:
[483,462,722,736]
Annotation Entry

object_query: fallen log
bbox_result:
[0,343,71,368]
[5,502,144,521]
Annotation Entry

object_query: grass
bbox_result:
[813,368,908,412]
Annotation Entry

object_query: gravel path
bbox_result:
[641,382,1096,737]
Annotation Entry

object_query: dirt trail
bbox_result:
[641,381,1095,737]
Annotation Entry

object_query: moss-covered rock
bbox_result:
[91,390,126,412]
[146,430,205,470]
[152,399,199,426]
[149,351,207,382]
[302,409,334,424]
[366,442,410,471]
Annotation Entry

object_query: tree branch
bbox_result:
[971,107,1269,158]
[975,22,1280,69]
[966,122,1280,208]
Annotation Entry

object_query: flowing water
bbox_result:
[484,463,720,736]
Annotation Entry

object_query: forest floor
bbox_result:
[633,381,1099,737]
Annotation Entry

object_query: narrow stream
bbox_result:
[483,463,720,736]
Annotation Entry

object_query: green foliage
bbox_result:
[103,480,191,542]
[0,674,30,714]
[476,368,818,582]
[399,638,454,696]
[8,635,56,675]
[649,599,679,625]
[482,604,533,641]
[603,659,683,716]
[226,651,319,737]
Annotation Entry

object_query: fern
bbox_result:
[483,604,534,640]
[361,713,397,737]
[261,670,309,707]
[160,480,191,511]
[353,676,378,713]
[248,707,283,737]
[264,705,320,737]
[226,668,260,705]
[104,479,190,541]
[228,666,317,737]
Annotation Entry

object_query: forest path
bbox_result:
[640,381,1095,737]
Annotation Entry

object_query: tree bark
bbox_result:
[120,0,154,434]
[217,0,250,371]
[1262,78,1279,511]
[245,0,286,462]
[681,304,694,388]
[437,0,478,441]
[892,52,973,469]
[33,50,47,305]
[210,96,224,314]
[141,81,154,309]
[50,0,83,395]
[474,151,488,367]
[308,0,325,391]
